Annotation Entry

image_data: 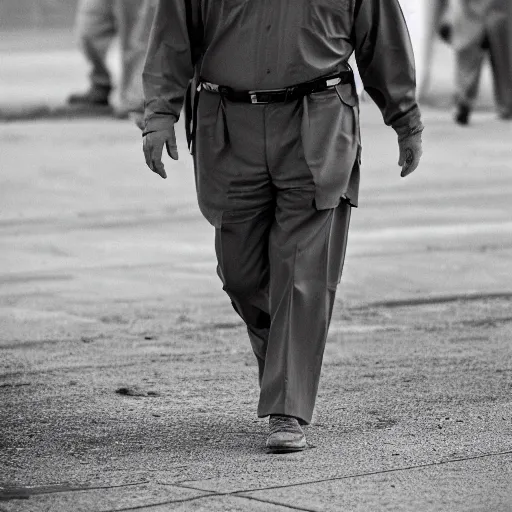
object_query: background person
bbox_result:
[68,0,148,117]
[439,0,512,124]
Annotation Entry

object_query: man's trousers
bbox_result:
[193,88,359,424]
[75,0,147,111]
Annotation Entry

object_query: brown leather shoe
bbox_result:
[266,415,306,453]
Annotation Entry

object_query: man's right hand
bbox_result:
[143,126,179,179]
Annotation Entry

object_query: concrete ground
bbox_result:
[1,30,512,512]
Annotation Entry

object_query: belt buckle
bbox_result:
[326,77,341,88]
[250,92,268,104]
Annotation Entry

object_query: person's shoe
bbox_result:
[67,85,111,106]
[454,103,470,125]
[266,415,306,453]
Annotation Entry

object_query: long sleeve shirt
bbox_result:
[143,0,422,136]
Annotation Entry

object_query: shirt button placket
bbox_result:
[263,1,273,79]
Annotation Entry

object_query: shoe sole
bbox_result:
[267,446,307,453]
[266,441,307,453]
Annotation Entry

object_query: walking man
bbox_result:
[68,0,149,116]
[441,0,512,124]
[142,0,423,452]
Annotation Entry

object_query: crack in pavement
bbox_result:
[229,495,319,511]
[359,292,512,309]
[98,491,313,512]
[97,491,219,512]
[0,480,150,500]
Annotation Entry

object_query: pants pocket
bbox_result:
[301,88,359,210]
[194,92,231,228]
[335,82,358,107]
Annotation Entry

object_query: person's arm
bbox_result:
[142,0,202,177]
[353,0,423,176]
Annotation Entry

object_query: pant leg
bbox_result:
[255,98,353,425]
[215,209,273,384]
[195,90,353,425]
[76,0,116,90]
[487,19,512,117]
[195,90,274,382]
[454,41,485,109]
[115,0,149,112]
[216,198,351,402]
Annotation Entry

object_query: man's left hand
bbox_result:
[398,132,423,178]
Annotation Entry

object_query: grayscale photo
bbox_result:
[1,0,511,510]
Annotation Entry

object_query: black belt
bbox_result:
[200,70,354,104]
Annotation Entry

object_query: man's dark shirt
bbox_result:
[143,0,422,135]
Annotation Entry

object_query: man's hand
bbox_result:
[143,127,178,179]
[398,131,423,178]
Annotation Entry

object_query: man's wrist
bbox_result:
[397,126,424,143]
[392,106,424,141]
[142,115,177,136]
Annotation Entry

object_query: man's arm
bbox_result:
[142,0,202,176]
[143,0,201,132]
[353,0,423,176]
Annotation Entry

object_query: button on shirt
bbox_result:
[143,0,422,135]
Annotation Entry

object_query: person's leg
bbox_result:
[115,0,150,114]
[215,208,273,383]
[70,0,116,104]
[486,19,512,119]
[256,97,353,426]
[260,200,351,424]
[454,41,485,124]
[194,91,274,382]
